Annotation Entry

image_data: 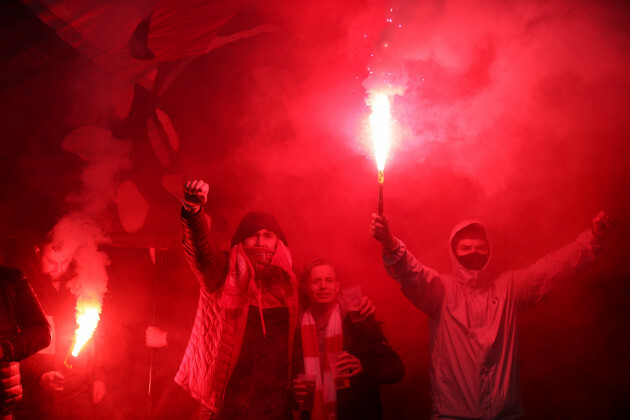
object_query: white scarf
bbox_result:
[301,304,343,420]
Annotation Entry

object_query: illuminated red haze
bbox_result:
[0,0,628,419]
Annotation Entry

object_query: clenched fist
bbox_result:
[592,210,616,239]
[183,180,209,211]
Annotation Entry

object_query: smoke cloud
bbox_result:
[51,126,132,311]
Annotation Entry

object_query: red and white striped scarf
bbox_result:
[301,304,343,420]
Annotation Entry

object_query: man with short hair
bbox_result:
[18,240,107,420]
[369,210,616,420]
[292,259,404,420]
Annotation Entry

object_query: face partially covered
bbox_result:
[303,263,340,307]
[454,238,490,271]
[38,244,72,281]
[242,228,278,270]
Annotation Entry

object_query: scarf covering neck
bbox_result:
[301,304,343,420]
[220,241,296,336]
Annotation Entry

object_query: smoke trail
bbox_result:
[49,214,110,308]
[50,125,132,318]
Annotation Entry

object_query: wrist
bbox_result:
[591,227,606,240]
[182,200,201,214]
[383,236,398,252]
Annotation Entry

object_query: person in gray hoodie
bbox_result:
[369,210,615,420]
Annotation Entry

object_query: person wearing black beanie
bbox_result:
[231,210,288,249]
[175,179,298,420]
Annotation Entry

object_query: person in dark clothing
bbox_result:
[18,241,106,420]
[175,179,300,420]
[0,264,51,420]
[292,259,404,420]
[175,180,375,420]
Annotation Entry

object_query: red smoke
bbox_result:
[1,0,629,418]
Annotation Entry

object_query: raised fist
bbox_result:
[592,210,616,238]
[183,179,209,209]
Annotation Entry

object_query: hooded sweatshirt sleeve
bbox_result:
[181,207,228,293]
[382,238,445,315]
[509,229,605,310]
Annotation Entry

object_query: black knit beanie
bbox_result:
[231,211,288,248]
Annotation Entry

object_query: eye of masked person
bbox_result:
[455,238,489,271]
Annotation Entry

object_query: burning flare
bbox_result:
[368,93,392,215]
[71,303,100,357]
[368,93,392,171]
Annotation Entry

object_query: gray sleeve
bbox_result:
[382,239,445,315]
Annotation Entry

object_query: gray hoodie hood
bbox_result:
[448,220,491,288]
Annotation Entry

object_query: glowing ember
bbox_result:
[71,305,100,357]
[368,93,392,171]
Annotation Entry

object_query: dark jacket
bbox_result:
[292,307,405,420]
[175,208,298,416]
[18,266,105,419]
[0,265,51,416]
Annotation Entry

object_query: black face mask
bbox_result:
[457,252,489,271]
[243,246,275,272]
[243,246,291,295]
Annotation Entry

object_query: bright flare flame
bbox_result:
[71,305,100,357]
[368,93,392,171]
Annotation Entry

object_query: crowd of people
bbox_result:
[0,177,615,420]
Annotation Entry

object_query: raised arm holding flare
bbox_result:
[369,210,615,420]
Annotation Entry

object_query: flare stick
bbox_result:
[368,93,391,216]
[378,170,384,216]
